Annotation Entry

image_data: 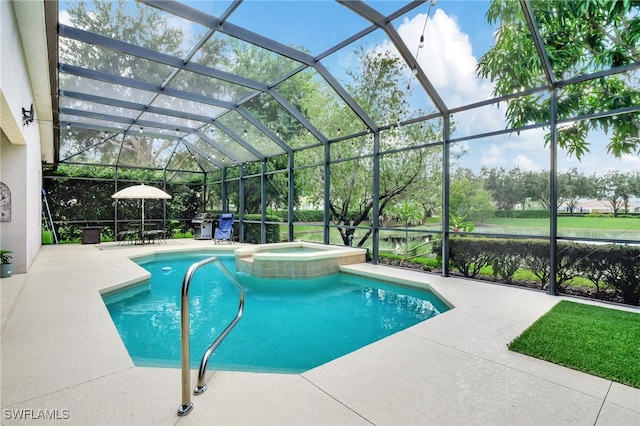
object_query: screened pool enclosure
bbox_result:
[44,0,639,296]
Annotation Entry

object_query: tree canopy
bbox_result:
[477,0,640,158]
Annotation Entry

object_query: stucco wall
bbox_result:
[0,1,44,274]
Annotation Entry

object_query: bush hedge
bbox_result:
[434,236,640,306]
[493,210,550,218]
[242,214,281,244]
[271,209,368,222]
[292,210,324,222]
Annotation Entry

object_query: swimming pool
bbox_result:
[103,250,451,373]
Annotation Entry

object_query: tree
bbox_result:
[450,168,485,217]
[384,200,425,262]
[631,171,640,201]
[43,165,202,240]
[477,0,640,158]
[224,157,291,216]
[481,167,527,210]
[300,48,442,247]
[468,188,496,224]
[62,1,189,167]
[523,171,550,210]
[557,168,596,214]
[598,170,635,216]
[202,40,318,215]
[449,168,494,226]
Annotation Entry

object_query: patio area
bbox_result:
[1,240,639,425]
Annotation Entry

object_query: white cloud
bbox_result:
[397,9,492,108]
[620,154,640,172]
[477,148,545,172]
[512,154,542,172]
[479,144,506,168]
[392,9,638,177]
[558,132,640,175]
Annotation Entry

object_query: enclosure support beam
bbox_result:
[221,168,228,213]
[441,115,451,277]
[324,142,331,245]
[520,0,556,88]
[261,162,267,244]
[288,153,294,242]
[338,0,448,115]
[164,169,169,230]
[239,165,245,243]
[371,130,381,264]
[548,89,559,295]
[113,167,119,238]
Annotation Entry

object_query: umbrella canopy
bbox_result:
[112,184,171,200]
[112,184,171,229]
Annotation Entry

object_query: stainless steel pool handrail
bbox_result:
[177,256,245,417]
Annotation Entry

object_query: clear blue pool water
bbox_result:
[103,251,450,373]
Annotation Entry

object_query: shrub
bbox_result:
[293,210,324,222]
[599,245,640,305]
[242,214,281,244]
[519,240,551,288]
[433,236,640,305]
[493,210,550,218]
[445,237,493,278]
[489,240,524,283]
[574,247,611,293]
[57,223,82,242]
[378,252,438,271]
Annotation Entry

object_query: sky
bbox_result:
[387,1,640,176]
[59,0,639,177]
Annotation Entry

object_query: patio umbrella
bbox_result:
[111,184,171,229]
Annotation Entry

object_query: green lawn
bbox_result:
[485,216,640,231]
[288,216,639,233]
[509,301,640,388]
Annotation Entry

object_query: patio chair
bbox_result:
[213,213,234,244]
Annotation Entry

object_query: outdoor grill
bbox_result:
[191,212,213,240]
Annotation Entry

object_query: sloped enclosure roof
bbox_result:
[54,0,640,176]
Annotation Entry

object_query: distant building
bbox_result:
[559,199,640,214]
[576,200,613,214]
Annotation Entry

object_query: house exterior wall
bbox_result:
[0,1,44,274]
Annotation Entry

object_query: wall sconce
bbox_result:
[22,103,34,126]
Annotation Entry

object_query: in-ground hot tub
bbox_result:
[235,241,367,278]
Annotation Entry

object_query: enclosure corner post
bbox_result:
[261,162,267,244]
[239,165,245,243]
[287,153,294,242]
[323,141,330,245]
[548,88,559,296]
[441,113,451,277]
[371,129,380,264]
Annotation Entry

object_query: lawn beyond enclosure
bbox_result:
[484,216,640,234]
[509,301,640,389]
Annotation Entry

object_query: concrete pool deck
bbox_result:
[1,240,638,425]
